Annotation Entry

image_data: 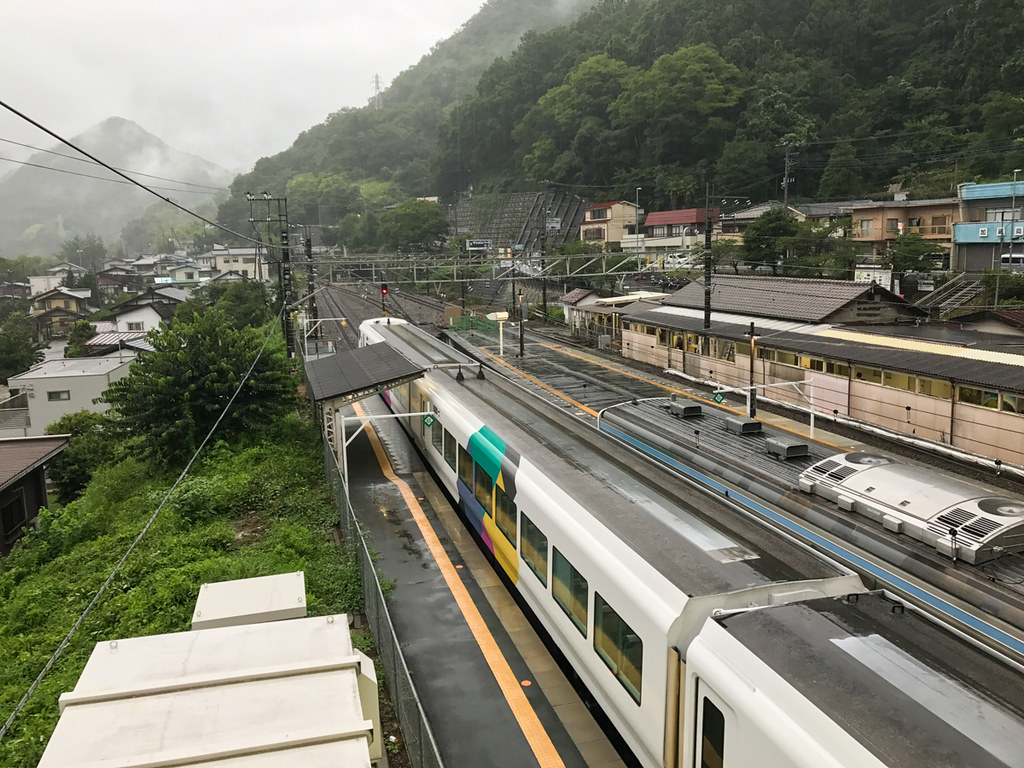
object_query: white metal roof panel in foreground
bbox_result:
[191,570,307,629]
[39,614,373,768]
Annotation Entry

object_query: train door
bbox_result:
[694,681,731,768]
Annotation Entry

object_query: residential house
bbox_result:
[578,201,641,251]
[717,201,805,243]
[31,287,92,338]
[848,196,958,264]
[97,268,144,298]
[199,246,271,281]
[6,354,135,436]
[108,301,176,333]
[0,281,31,299]
[0,435,68,552]
[29,263,86,296]
[952,180,1024,275]
[636,208,719,263]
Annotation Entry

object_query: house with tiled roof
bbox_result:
[0,435,68,551]
[579,201,640,251]
[31,287,93,339]
[559,288,600,331]
[638,208,720,262]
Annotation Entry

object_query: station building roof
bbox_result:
[662,275,921,324]
[624,303,1024,392]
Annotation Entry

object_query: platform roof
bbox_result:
[305,343,425,405]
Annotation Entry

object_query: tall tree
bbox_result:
[742,208,799,275]
[103,309,295,466]
[0,313,46,383]
[377,199,450,252]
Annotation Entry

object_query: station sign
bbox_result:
[466,239,492,251]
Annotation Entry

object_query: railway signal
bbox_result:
[380,282,388,315]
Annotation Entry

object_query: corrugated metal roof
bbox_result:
[0,436,68,488]
[305,344,424,403]
[86,331,145,346]
[663,275,915,323]
[643,208,719,227]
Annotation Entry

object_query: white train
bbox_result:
[359,317,1024,768]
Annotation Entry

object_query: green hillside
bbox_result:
[218,0,1024,235]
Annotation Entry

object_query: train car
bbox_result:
[799,452,1024,564]
[358,318,1024,768]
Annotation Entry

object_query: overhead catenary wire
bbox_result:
[0,309,286,742]
[0,136,228,190]
[0,155,222,196]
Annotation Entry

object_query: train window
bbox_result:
[699,697,725,768]
[494,484,516,546]
[443,430,456,470]
[775,351,797,366]
[431,419,443,453]
[826,361,850,377]
[594,593,642,704]
[474,463,493,511]
[1002,394,1019,413]
[521,514,548,586]
[458,446,473,487]
[552,549,588,636]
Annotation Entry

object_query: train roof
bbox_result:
[368,322,845,599]
[800,453,1024,565]
[717,593,1024,768]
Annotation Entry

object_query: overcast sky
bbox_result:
[0,0,485,173]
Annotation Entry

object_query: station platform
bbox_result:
[457,324,871,454]
[345,394,626,768]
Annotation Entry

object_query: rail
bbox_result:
[322,439,444,768]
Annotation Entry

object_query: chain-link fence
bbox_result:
[323,439,444,768]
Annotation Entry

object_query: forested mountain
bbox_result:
[0,118,231,257]
[215,0,598,234]
[218,0,1024,235]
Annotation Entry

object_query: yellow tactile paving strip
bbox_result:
[353,400,567,768]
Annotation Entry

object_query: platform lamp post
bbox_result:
[635,187,642,262]
[746,321,758,418]
[518,290,525,357]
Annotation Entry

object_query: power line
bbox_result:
[0,136,228,190]
[0,155,221,196]
[0,99,273,251]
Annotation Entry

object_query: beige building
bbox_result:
[849,197,958,264]
[579,200,641,250]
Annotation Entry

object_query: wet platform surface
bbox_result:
[345,395,625,768]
